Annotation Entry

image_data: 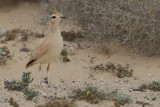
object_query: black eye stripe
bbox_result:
[51,16,56,19]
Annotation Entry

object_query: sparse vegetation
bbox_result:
[61,48,70,62]
[106,91,132,105]
[0,28,45,42]
[0,46,11,65]
[138,81,160,91]
[36,100,78,107]
[43,77,48,84]
[92,62,133,78]
[70,86,132,105]
[4,72,33,91]
[22,88,39,100]
[4,72,39,100]
[70,86,106,104]
[41,0,160,55]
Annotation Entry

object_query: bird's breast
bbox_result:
[39,35,63,64]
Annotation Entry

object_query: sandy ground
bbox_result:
[0,1,160,107]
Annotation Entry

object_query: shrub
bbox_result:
[41,0,160,55]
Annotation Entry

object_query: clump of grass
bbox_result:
[0,46,11,65]
[22,88,39,100]
[9,98,19,107]
[138,81,160,91]
[36,100,78,107]
[106,91,132,105]
[4,72,39,100]
[70,87,106,104]
[43,77,48,84]
[92,62,133,78]
[61,48,70,63]
[4,72,33,91]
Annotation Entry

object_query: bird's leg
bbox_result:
[39,63,41,71]
[47,63,50,80]
[38,63,41,85]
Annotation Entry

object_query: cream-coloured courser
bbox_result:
[26,13,65,77]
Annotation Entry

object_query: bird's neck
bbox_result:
[50,23,60,34]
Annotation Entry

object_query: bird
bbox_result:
[26,13,65,79]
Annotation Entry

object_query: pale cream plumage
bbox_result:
[26,13,65,77]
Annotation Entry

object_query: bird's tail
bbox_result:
[25,59,37,69]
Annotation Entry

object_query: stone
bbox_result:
[41,93,47,97]
[147,74,152,77]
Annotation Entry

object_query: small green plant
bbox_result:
[61,48,70,62]
[92,62,133,78]
[4,72,39,101]
[4,72,33,91]
[70,87,106,104]
[0,46,10,65]
[22,88,39,100]
[36,100,78,107]
[138,81,160,91]
[106,91,132,105]
[43,77,48,84]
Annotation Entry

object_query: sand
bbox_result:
[0,1,160,107]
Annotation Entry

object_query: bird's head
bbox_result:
[50,13,65,24]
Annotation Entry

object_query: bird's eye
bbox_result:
[51,16,56,19]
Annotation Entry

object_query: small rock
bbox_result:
[13,18,18,22]
[101,82,104,86]
[54,84,60,88]
[9,20,13,23]
[134,77,137,80]
[129,89,133,91]
[76,80,82,82]
[41,83,47,88]
[92,77,97,80]
[121,87,125,90]
[100,78,106,82]
[1,28,6,33]
[89,73,94,78]
[115,79,120,83]
[147,74,152,77]
[68,47,75,54]
[41,93,47,97]
[83,104,88,107]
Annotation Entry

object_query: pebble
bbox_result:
[54,84,60,88]
[134,77,137,80]
[101,82,104,86]
[41,93,47,97]
[92,77,97,80]
[13,18,18,22]
[68,47,75,54]
[41,83,47,89]
[76,80,82,82]
[1,28,6,33]
[115,79,120,83]
[100,78,106,82]
[83,104,88,107]
[147,74,152,77]
[9,20,13,23]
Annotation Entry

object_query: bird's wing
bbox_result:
[26,41,52,68]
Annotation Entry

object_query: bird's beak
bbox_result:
[61,16,66,18]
